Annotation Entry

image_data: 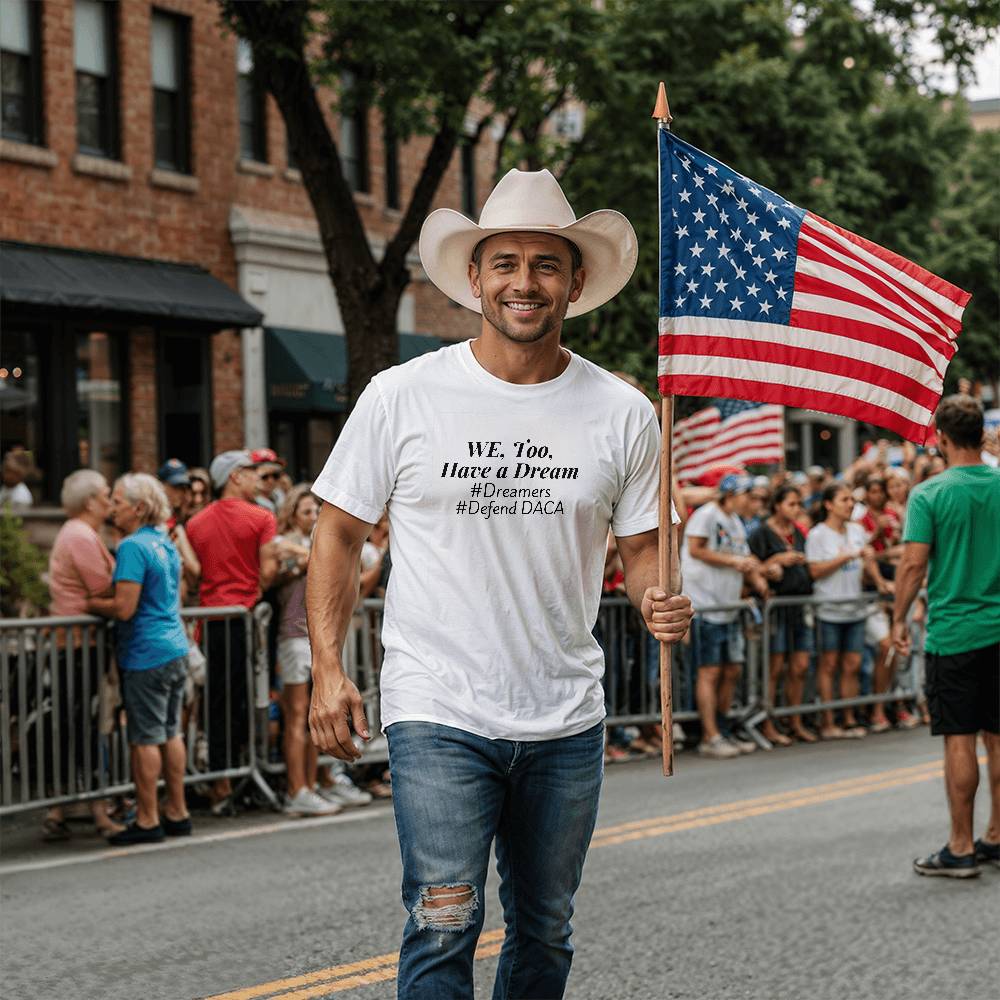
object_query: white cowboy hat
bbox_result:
[418,168,637,319]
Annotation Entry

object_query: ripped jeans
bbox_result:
[386,720,605,1000]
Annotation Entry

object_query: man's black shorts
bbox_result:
[925,641,999,736]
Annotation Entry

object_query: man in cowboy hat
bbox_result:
[307,168,693,998]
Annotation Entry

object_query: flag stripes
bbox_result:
[672,402,784,481]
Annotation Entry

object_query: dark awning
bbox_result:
[0,241,263,329]
[267,327,444,412]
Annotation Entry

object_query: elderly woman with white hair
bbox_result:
[42,469,123,840]
[88,473,192,845]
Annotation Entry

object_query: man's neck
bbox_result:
[221,488,247,502]
[945,448,984,468]
[470,327,569,385]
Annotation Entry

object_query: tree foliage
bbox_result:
[559,0,999,411]
[220,0,998,410]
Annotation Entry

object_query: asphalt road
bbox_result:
[2,729,998,1000]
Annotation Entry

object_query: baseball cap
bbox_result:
[157,458,191,487]
[250,447,285,467]
[209,450,257,490]
[791,471,809,487]
[719,473,753,496]
[752,475,770,491]
[807,465,825,478]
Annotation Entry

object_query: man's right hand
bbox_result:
[309,667,370,762]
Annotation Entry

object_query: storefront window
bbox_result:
[76,330,122,485]
[0,329,44,501]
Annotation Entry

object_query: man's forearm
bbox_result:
[623,530,680,611]
[892,557,924,621]
[306,534,362,677]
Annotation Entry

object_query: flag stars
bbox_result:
[765,201,776,213]
[746,212,759,225]
[699,294,713,309]
[719,210,730,224]
[674,262,687,275]
[679,189,692,203]
[744,240,756,254]
[729,297,744,312]
[775,287,788,300]
[675,296,686,309]
[733,265,747,280]
[690,243,704,258]
[730,228,742,241]
[693,209,706,223]
[772,248,789,262]
[749,185,761,196]
[714,278,728,293]
[676,225,689,238]
[707,193,719,208]
[718,244,731,258]
[763,269,778,284]
[777,217,792,229]
[680,156,692,171]
[758,228,772,242]
[746,283,760,297]
[701,262,716,276]
[693,175,705,189]
[752,254,765,267]
[705,226,718,240]
[705,164,718,176]
[736,196,749,211]
[722,180,735,195]
[685,279,698,294]
[759,301,773,316]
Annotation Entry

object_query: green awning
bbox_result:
[266,327,444,412]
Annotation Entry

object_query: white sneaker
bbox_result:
[697,735,740,760]
[317,773,373,808]
[726,734,757,755]
[284,787,342,817]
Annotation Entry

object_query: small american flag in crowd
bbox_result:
[657,131,970,443]
[673,400,784,483]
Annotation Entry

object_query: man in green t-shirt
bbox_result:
[893,394,1000,879]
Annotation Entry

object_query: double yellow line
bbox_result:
[205,755,955,1000]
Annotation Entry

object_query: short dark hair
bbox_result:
[866,477,886,493]
[770,485,801,511]
[471,235,583,275]
[935,394,984,449]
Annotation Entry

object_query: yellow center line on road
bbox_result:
[204,754,967,1000]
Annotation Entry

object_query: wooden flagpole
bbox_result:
[653,81,676,777]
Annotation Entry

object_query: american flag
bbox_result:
[657,131,970,444]
[673,399,784,482]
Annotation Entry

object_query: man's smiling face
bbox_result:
[468,232,585,344]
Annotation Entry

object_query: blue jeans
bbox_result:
[386,720,605,1000]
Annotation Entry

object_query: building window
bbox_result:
[158,332,211,467]
[75,0,119,159]
[1,0,43,145]
[236,38,266,163]
[151,10,190,173]
[340,72,368,193]
[384,123,400,209]
[461,140,476,218]
[76,330,124,485]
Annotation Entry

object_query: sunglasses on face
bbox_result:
[261,472,280,481]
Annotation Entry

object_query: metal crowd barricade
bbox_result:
[597,597,760,730]
[0,606,267,817]
[757,592,925,729]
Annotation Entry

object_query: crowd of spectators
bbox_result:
[22,446,385,845]
[6,392,998,836]
[601,406,1000,763]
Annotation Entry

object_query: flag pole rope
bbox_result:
[653,81,675,777]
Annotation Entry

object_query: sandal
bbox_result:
[842,726,867,739]
[869,720,891,734]
[42,817,71,842]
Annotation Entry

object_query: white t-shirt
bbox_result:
[681,502,748,624]
[312,340,674,741]
[805,520,866,622]
[0,482,32,507]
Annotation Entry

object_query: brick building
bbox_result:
[1,0,488,503]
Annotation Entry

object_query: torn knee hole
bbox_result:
[413,883,478,932]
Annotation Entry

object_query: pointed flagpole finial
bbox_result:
[651,81,673,124]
